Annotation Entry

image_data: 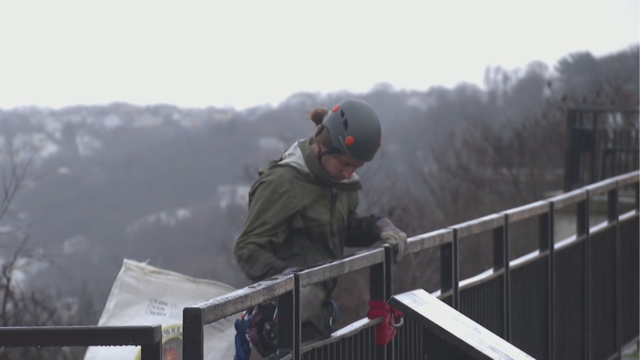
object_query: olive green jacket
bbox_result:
[233,137,382,292]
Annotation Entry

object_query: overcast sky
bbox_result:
[0,0,637,110]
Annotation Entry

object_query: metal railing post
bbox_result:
[609,187,622,359]
[440,230,459,310]
[182,307,204,360]
[370,245,388,360]
[539,202,555,360]
[577,193,590,360]
[384,245,395,360]
[140,341,162,360]
[277,285,295,358]
[384,245,394,300]
[493,217,510,341]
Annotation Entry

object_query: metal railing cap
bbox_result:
[615,170,640,187]
[584,177,619,195]
[502,200,550,223]
[449,213,504,238]
[546,188,587,208]
[0,325,162,348]
[407,228,453,253]
[298,248,384,287]
[186,274,294,325]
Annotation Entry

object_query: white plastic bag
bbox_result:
[83,259,240,360]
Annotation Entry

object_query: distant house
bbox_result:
[125,207,194,234]
[258,137,286,152]
[10,132,60,165]
[76,132,103,156]
[217,184,251,209]
[102,114,122,129]
[133,114,163,127]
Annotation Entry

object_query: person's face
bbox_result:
[320,146,364,181]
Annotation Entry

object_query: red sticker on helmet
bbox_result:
[332,104,340,112]
[345,136,355,146]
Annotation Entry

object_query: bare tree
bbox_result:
[0,147,97,360]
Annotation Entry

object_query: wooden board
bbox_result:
[390,289,536,360]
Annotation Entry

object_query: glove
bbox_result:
[299,284,327,322]
[375,217,408,262]
[280,268,327,322]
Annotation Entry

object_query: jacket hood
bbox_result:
[267,138,363,191]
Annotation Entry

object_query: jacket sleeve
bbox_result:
[344,193,382,248]
[233,173,298,282]
[345,211,382,247]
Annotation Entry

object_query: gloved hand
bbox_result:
[280,268,327,322]
[299,284,327,322]
[375,217,408,262]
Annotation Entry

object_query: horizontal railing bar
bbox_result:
[620,209,639,221]
[301,317,383,353]
[459,268,493,289]
[510,250,543,270]
[502,200,549,223]
[407,228,453,253]
[432,289,452,298]
[547,188,587,209]
[554,214,629,252]
[459,268,506,291]
[450,213,504,238]
[188,274,293,325]
[584,177,619,195]
[298,248,384,287]
[276,317,383,360]
[589,219,616,233]
[554,234,581,252]
[616,171,640,187]
[0,326,161,347]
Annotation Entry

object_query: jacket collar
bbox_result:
[266,138,363,191]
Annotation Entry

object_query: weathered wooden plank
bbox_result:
[390,289,536,360]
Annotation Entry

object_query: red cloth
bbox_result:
[367,299,404,345]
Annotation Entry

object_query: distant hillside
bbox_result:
[0,45,636,303]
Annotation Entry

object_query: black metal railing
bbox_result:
[183,247,393,360]
[564,107,639,192]
[0,325,162,360]
[182,170,639,360]
[2,172,636,360]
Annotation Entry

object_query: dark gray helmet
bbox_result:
[321,99,382,162]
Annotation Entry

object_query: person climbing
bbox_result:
[232,98,408,359]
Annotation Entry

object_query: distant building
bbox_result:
[76,132,103,156]
[102,114,123,129]
[258,137,286,153]
[10,132,60,165]
[133,114,163,127]
[125,207,194,234]
[217,184,251,209]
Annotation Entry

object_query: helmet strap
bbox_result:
[314,125,343,165]
[318,147,340,164]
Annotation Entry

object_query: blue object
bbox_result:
[234,314,251,360]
